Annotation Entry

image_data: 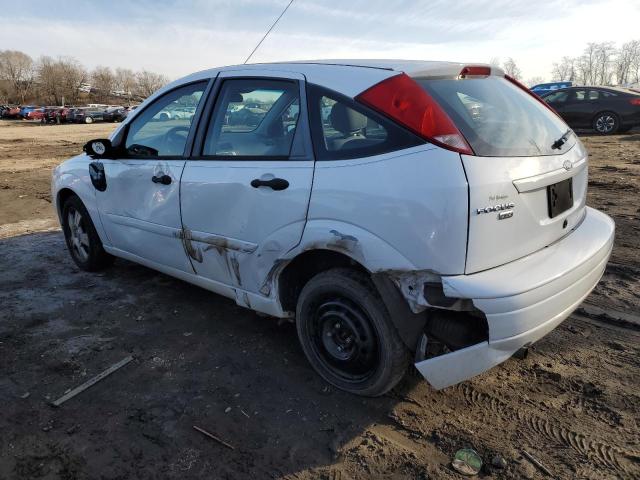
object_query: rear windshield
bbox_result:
[417,77,575,157]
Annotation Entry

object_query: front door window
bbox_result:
[125,81,207,157]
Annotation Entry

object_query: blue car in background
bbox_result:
[531,82,572,96]
[18,106,38,118]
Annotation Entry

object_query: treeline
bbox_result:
[0,50,171,106]
[550,40,640,85]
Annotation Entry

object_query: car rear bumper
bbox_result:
[415,207,614,389]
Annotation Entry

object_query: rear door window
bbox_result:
[308,84,423,160]
[418,77,575,156]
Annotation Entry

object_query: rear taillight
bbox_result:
[355,73,473,155]
[629,98,640,106]
[504,74,562,118]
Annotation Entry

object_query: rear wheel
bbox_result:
[593,111,619,134]
[296,268,409,396]
[85,116,94,124]
[61,195,113,271]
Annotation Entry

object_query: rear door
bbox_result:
[418,76,588,273]
[180,69,314,292]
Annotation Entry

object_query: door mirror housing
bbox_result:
[83,138,113,158]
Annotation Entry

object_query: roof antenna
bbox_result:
[243,0,295,64]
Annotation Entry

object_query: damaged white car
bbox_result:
[52,60,615,396]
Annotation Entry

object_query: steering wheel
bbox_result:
[163,126,190,155]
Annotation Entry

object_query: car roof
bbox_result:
[169,59,502,98]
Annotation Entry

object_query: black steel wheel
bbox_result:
[296,268,409,396]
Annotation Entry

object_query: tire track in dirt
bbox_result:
[456,384,640,474]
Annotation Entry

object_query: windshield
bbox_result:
[417,77,575,157]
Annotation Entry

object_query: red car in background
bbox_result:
[25,107,46,121]
[45,107,71,123]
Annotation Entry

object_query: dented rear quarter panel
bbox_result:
[306,145,469,275]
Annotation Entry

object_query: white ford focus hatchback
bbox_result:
[52,60,615,396]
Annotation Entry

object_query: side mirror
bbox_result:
[83,138,113,158]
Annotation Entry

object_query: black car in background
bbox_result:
[541,86,640,134]
[72,107,105,124]
[102,107,127,122]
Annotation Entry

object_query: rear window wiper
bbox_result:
[551,129,572,150]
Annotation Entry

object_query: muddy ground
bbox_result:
[0,121,639,479]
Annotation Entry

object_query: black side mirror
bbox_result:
[83,138,113,158]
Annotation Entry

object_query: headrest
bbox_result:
[330,103,367,134]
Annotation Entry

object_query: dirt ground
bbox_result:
[0,121,639,479]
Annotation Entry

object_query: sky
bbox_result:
[1,0,639,82]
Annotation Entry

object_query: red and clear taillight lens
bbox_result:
[355,73,473,155]
[629,98,640,106]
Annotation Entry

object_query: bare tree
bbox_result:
[502,57,522,79]
[526,76,545,87]
[551,56,576,82]
[593,42,616,85]
[135,70,169,98]
[115,67,136,103]
[615,40,640,85]
[37,56,87,105]
[92,66,115,102]
[0,50,36,104]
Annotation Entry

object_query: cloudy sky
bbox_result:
[1,0,638,82]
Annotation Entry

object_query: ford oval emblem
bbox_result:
[563,160,573,171]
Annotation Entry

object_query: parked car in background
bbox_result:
[25,107,46,121]
[72,107,105,124]
[53,60,614,396]
[45,107,72,124]
[542,86,640,134]
[19,106,38,119]
[103,107,127,122]
[531,81,572,95]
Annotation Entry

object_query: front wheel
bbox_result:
[61,195,113,271]
[296,268,409,396]
[85,116,94,124]
[593,111,619,134]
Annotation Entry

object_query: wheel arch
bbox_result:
[277,248,369,313]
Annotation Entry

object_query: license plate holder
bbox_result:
[547,178,573,218]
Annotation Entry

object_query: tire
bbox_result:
[159,112,170,121]
[61,195,113,271]
[85,116,94,124]
[592,111,619,134]
[296,268,410,396]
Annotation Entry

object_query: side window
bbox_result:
[125,81,207,157]
[573,90,587,102]
[320,96,388,152]
[588,90,600,101]
[544,91,569,103]
[203,78,300,157]
[308,84,422,160]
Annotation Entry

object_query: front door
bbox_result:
[180,71,314,293]
[96,80,209,272]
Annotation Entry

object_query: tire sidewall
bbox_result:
[296,269,408,396]
[61,196,109,271]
